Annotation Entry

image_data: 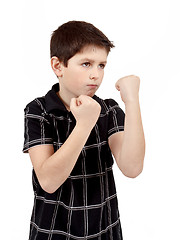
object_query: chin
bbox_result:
[87,93,95,97]
[87,90,96,97]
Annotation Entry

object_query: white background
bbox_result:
[0,0,180,239]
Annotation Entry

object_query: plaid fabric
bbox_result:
[23,83,125,240]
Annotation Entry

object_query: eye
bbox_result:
[99,64,106,69]
[82,62,91,68]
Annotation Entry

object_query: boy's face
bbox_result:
[59,45,108,99]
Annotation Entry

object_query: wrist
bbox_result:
[124,100,140,113]
[75,122,93,134]
[124,97,140,106]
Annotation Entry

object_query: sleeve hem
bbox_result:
[108,127,124,138]
[23,139,53,153]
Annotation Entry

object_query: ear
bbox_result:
[51,57,64,77]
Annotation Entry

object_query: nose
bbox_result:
[89,67,99,81]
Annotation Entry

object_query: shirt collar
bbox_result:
[45,83,67,113]
[45,83,105,113]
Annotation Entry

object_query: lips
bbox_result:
[87,84,98,87]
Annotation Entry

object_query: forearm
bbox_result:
[41,124,91,193]
[119,99,145,177]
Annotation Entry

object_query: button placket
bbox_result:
[66,112,75,138]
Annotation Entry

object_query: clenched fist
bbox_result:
[115,75,140,104]
[70,95,101,130]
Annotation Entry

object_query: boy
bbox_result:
[23,21,145,240]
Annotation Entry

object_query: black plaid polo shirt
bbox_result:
[23,83,125,240]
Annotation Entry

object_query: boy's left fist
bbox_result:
[115,75,140,104]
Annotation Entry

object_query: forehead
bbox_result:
[74,45,108,61]
[80,44,107,53]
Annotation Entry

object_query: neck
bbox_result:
[56,91,71,112]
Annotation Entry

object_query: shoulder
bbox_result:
[93,95,119,114]
[24,97,47,115]
[104,98,119,109]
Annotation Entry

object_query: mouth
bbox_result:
[87,84,98,88]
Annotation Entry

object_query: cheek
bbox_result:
[99,71,104,81]
[73,70,88,84]
[67,71,86,89]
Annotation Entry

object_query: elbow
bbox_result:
[39,178,64,194]
[40,181,57,194]
[36,167,67,194]
[42,186,57,194]
[119,161,144,179]
[123,167,143,178]
[35,173,57,194]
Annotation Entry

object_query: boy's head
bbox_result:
[50,21,114,67]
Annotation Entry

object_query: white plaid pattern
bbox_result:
[23,83,125,240]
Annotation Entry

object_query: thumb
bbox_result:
[70,98,77,109]
[70,97,82,110]
[115,82,120,91]
[76,97,82,106]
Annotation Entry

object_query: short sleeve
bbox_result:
[23,99,53,153]
[107,98,125,138]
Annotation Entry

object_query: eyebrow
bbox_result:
[79,58,107,64]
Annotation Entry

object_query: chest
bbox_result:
[47,111,113,176]
[49,112,109,150]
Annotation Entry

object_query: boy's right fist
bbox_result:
[70,95,101,130]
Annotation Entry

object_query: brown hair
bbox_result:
[50,21,115,67]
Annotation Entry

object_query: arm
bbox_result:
[108,75,145,178]
[29,125,91,194]
[29,95,101,194]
